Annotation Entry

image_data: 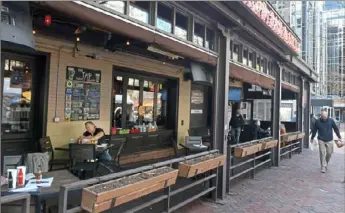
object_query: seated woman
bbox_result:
[78,121,112,162]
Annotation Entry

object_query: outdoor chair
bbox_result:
[39,136,69,171]
[180,136,208,155]
[188,127,212,148]
[102,136,126,173]
[69,144,97,179]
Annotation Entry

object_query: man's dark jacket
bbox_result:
[230,115,244,128]
[311,118,341,142]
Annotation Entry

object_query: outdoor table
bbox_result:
[1,170,79,213]
[55,143,114,153]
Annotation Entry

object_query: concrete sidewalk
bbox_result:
[178,147,345,213]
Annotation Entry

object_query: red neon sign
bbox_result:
[242,1,300,53]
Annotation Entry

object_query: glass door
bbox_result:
[1,53,34,140]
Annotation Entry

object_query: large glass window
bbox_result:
[206,28,215,51]
[2,59,32,133]
[157,83,168,126]
[113,75,123,128]
[112,73,176,130]
[157,3,172,33]
[193,21,204,46]
[129,1,150,24]
[175,12,188,40]
[126,78,140,127]
[142,80,154,124]
[101,1,125,14]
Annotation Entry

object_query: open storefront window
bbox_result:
[126,78,140,127]
[112,71,176,132]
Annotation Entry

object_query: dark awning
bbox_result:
[230,62,275,89]
[38,1,218,66]
[282,82,300,93]
[188,62,213,85]
[1,2,35,49]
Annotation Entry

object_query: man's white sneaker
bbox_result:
[321,167,326,173]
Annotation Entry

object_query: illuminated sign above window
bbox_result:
[242,1,300,53]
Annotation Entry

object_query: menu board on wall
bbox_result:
[65,66,101,121]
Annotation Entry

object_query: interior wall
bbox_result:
[34,35,190,154]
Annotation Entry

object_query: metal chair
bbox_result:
[180,136,208,155]
[102,137,126,172]
[69,144,97,179]
[39,136,69,171]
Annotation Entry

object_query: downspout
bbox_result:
[53,46,64,121]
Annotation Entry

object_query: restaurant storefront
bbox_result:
[1,1,318,207]
[1,1,221,172]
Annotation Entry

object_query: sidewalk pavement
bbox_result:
[177,128,345,213]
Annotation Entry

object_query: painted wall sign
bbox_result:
[191,90,204,104]
[242,1,300,53]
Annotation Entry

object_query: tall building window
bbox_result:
[206,28,215,51]
[157,3,172,33]
[193,21,205,47]
[175,12,188,40]
[248,51,254,68]
[101,1,125,14]
[243,48,248,65]
[233,43,239,62]
[129,1,150,24]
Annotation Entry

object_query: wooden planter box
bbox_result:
[281,134,298,142]
[261,139,278,150]
[233,143,262,158]
[178,154,225,178]
[81,167,178,213]
[297,132,305,139]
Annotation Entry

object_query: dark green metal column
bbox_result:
[212,24,230,199]
[304,81,311,149]
[272,62,283,167]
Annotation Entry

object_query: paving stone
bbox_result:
[175,127,345,213]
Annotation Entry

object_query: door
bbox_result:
[190,84,211,128]
[1,53,35,141]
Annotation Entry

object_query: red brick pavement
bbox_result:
[176,148,345,213]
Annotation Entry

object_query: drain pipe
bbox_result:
[53,46,64,122]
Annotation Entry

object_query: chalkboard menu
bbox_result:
[65,66,101,121]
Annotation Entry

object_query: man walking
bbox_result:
[311,110,342,173]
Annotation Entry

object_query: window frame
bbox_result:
[111,69,172,130]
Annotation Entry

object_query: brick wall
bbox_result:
[34,35,190,155]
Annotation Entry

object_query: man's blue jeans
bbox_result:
[231,127,241,144]
[96,150,112,162]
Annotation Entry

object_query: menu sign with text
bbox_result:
[66,66,102,83]
[65,66,101,121]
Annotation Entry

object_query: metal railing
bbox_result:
[280,132,303,159]
[58,150,221,213]
[1,193,31,213]
[227,137,273,192]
